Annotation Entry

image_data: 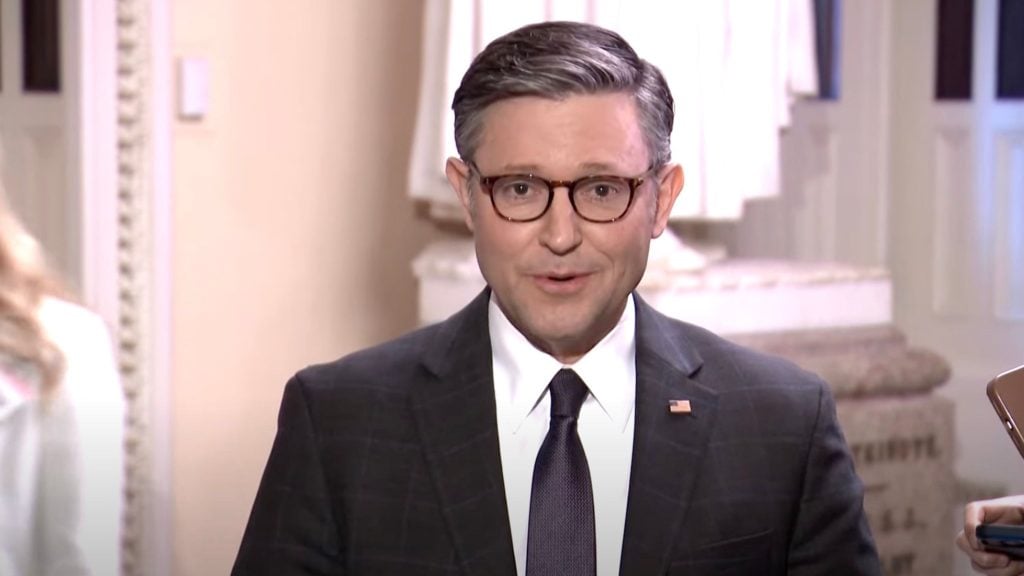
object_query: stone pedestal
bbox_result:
[731,327,953,576]
[841,395,954,575]
[414,241,956,575]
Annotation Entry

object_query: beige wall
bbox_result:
[171,1,439,574]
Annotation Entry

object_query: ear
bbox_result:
[651,163,684,238]
[445,157,476,232]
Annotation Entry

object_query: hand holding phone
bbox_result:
[977,523,1024,559]
[964,366,1024,573]
[957,495,1024,574]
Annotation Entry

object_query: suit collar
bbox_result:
[619,295,720,575]
[410,289,517,576]
[632,293,704,376]
[412,291,720,576]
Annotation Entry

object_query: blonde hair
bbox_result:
[0,184,65,395]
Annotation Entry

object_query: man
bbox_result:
[233,21,880,576]
[958,495,1024,575]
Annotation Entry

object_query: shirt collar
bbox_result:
[489,294,636,434]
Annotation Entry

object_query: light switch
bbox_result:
[178,57,209,121]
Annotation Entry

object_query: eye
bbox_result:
[493,177,545,202]
[511,182,532,196]
[577,179,626,201]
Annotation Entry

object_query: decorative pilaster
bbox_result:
[115,1,151,575]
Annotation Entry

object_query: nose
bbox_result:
[538,186,582,255]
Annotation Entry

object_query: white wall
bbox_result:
[170,1,442,574]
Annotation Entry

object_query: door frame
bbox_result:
[77,0,173,574]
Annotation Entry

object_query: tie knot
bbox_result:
[548,369,588,419]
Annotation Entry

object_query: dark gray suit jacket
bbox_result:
[232,291,881,575]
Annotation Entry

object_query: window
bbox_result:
[814,0,842,100]
[935,0,973,100]
[997,0,1024,98]
[22,0,60,93]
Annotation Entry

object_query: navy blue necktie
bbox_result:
[526,369,596,576]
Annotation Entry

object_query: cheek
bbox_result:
[474,222,523,271]
[606,229,653,272]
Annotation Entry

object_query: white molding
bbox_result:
[114,0,151,570]
[77,0,166,573]
[841,0,891,266]
[78,0,119,323]
[146,0,174,574]
[994,132,1024,320]
[931,126,984,317]
[111,0,174,574]
[0,99,66,127]
[78,0,173,574]
[0,0,23,95]
[793,121,839,262]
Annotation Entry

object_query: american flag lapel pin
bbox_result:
[669,399,692,414]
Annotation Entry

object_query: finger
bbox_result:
[970,558,1024,576]
[969,558,1003,576]
[958,531,973,554]
[993,505,1024,525]
[1002,561,1024,576]
[967,502,986,549]
[970,547,1011,569]
[981,497,1024,525]
[968,550,1023,575]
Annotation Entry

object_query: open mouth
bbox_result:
[547,274,577,282]
[535,272,589,292]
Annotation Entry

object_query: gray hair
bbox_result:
[451,21,674,167]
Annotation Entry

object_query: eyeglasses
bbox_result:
[469,162,655,223]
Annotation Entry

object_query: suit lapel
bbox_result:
[410,290,517,576]
[619,296,720,575]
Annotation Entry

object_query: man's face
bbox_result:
[446,93,683,363]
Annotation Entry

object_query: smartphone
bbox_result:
[986,365,1024,460]
[977,524,1024,559]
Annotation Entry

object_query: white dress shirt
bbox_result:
[490,295,636,576]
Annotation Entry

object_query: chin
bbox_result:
[534,319,597,347]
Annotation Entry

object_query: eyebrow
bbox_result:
[491,162,626,175]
